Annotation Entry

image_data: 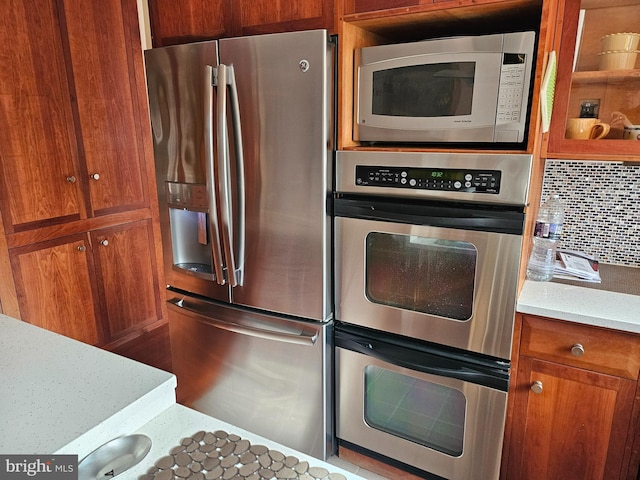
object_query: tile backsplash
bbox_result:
[540,160,640,267]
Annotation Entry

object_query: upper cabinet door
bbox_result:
[0,0,150,233]
[0,0,84,231]
[234,0,334,36]
[546,0,640,159]
[148,0,234,47]
[148,0,334,47]
[60,0,147,214]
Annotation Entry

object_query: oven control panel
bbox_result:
[355,166,501,194]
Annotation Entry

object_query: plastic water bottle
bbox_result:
[526,193,564,281]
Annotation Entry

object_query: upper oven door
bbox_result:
[334,197,524,360]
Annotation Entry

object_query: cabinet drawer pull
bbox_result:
[66,175,77,183]
[77,245,86,252]
[90,173,100,180]
[571,343,585,357]
[100,239,109,246]
[531,381,543,394]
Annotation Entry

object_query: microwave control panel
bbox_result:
[497,53,527,124]
[355,166,501,194]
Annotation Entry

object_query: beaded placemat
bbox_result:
[139,430,348,480]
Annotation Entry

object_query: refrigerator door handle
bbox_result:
[223,64,245,286]
[168,297,318,346]
[214,64,244,287]
[204,65,227,285]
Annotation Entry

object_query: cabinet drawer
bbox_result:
[520,315,640,379]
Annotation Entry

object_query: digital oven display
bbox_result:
[355,165,501,194]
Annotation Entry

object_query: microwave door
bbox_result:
[357,52,502,143]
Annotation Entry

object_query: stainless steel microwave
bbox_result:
[356,31,536,144]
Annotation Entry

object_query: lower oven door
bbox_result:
[336,325,508,480]
[334,195,524,360]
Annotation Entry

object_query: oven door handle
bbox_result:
[333,195,524,235]
[336,327,509,391]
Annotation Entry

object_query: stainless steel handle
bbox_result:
[216,64,245,287]
[204,64,226,285]
[77,245,86,252]
[90,173,100,180]
[226,64,245,286]
[531,381,543,394]
[100,239,109,247]
[571,343,585,356]
[168,297,318,346]
[66,175,77,183]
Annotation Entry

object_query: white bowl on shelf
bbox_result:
[598,49,639,70]
[601,32,640,52]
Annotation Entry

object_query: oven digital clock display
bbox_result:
[355,166,501,194]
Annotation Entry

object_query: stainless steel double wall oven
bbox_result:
[334,150,532,479]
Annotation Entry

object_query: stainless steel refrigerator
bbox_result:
[144,30,335,460]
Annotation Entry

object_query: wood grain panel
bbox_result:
[0,0,84,229]
[235,0,334,35]
[91,219,162,341]
[507,357,635,479]
[521,315,640,379]
[60,0,146,215]
[148,0,233,46]
[10,234,102,345]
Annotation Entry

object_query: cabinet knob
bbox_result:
[66,175,77,183]
[100,239,109,246]
[90,173,100,181]
[531,381,544,394]
[571,343,585,357]
[76,245,86,252]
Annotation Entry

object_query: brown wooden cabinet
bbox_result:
[546,0,640,159]
[0,0,151,231]
[0,0,167,368]
[0,0,84,230]
[147,0,234,47]
[9,220,162,346]
[10,234,101,345]
[148,0,334,47]
[503,314,640,479]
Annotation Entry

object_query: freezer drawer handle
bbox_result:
[168,298,318,346]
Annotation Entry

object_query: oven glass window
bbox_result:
[365,233,476,320]
[372,62,475,117]
[364,366,465,457]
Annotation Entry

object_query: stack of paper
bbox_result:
[554,249,601,283]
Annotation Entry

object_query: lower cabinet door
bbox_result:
[91,219,162,341]
[507,357,636,480]
[10,233,101,345]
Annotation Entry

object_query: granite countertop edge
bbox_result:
[517,279,640,334]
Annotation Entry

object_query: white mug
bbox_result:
[623,125,640,140]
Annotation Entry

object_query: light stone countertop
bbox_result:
[0,314,177,458]
[0,314,367,480]
[517,270,640,333]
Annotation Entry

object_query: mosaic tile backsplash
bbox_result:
[540,160,640,267]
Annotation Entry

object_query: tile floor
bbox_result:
[327,455,388,480]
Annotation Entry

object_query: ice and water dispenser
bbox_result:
[165,182,215,279]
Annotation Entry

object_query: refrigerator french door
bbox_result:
[144,30,335,459]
